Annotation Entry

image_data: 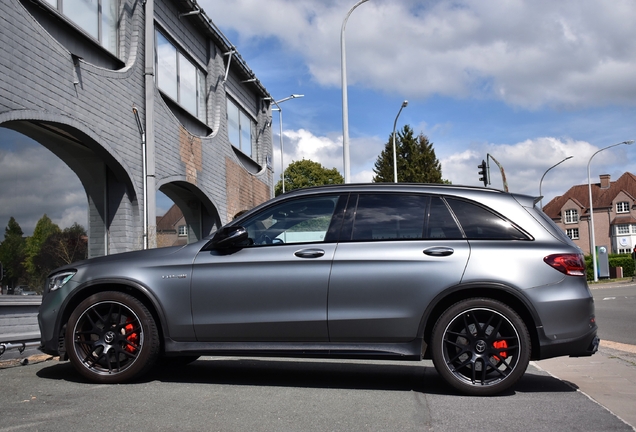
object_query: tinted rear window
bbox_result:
[352,194,428,240]
[445,198,529,240]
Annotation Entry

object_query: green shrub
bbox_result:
[584,253,634,281]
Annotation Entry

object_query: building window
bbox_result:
[178,225,187,236]
[619,248,632,254]
[564,209,578,224]
[43,0,118,55]
[227,99,254,156]
[617,201,630,213]
[566,228,579,240]
[155,30,207,123]
[616,224,630,235]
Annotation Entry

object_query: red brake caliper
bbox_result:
[492,340,508,361]
[124,319,139,353]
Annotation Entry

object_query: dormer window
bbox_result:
[617,201,630,213]
[564,209,578,224]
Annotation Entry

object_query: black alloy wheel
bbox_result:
[431,298,531,396]
[66,291,159,384]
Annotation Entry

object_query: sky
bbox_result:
[2,0,636,236]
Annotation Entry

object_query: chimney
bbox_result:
[599,174,611,189]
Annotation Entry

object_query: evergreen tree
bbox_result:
[275,159,344,196]
[372,125,446,183]
[0,217,26,287]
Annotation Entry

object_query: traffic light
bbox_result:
[478,160,489,187]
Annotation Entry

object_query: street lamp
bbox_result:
[270,94,304,194]
[587,140,634,282]
[539,156,572,209]
[392,100,408,183]
[341,0,370,183]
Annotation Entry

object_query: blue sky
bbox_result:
[2,0,636,235]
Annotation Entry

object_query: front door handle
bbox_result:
[423,247,454,257]
[294,248,326,258]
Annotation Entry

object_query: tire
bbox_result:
[65,291,160,384]
[431,298,530,396]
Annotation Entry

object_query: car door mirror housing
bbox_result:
[207,226,249,249]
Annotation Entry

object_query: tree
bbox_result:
[275,159,344,196]
[372,125,447,184]
[0,217,26,287]
[23,214,61,289]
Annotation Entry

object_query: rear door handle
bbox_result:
[423,247,454,257]
[294,249,326,258]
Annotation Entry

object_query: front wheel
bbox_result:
[431,298,530,396]
[65,291,160,384]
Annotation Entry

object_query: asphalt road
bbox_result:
[0,355,633,432]
[592,283,636,346]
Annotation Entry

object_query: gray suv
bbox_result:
[38,184,598,395]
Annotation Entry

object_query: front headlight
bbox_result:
[48,271,76,293]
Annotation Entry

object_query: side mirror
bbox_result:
[206,226,248,249]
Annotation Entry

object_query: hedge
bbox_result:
[584,254,635,281]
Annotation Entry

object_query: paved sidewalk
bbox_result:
[535,340,636,431]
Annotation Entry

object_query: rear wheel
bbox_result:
[66,291,159,383]
[431,298,530,396]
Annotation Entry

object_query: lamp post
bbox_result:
[341,0,370,183]
[587,140,634,282]
[392,100,408,183]
[270,94,304,194]
[539,156,572,209]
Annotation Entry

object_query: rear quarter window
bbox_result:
[445,197,529,240]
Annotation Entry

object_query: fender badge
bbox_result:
[161,274,187,279]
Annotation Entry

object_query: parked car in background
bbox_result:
[38,184,599,395]
[20,290,38,295]
[13,285,34,295]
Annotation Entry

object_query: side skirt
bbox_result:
[163,338,425,361]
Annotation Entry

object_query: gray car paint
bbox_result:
[38,183,597,364]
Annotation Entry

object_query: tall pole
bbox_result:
[270,94,304,194]
[392,100,408,183]
[341,0,370,183]
[539,156,572,209]
[587,140,634,282]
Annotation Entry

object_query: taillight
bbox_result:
[544,253,586,276]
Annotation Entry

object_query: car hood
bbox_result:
[48,242,201,275]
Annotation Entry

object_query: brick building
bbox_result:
[1,0,274,257]
[542,172,636,255]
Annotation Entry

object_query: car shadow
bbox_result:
[36,357,576,396]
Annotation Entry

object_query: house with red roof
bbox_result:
[543,172,636,255]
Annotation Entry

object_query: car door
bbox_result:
[327,194,471,342]
[191,194,343,342]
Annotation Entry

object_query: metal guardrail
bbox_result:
[0,296,42,359]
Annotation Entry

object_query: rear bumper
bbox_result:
[537,326,599,360]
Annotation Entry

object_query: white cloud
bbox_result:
[441,137,635,203]
[203,0,636,108]
[273,128,385,182]
[0,142,86,236]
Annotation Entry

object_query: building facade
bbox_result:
[1,0,275,257]
[543,172,636,255]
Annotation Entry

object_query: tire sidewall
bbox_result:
[431,297,531,396]
[65,291,159,384]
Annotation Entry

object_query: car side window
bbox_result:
[445,197,529,240]
[351,194,428,241]
[241,196,339,245]
[426,197,464,239]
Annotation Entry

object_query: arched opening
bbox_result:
[1,120,139,257]
[155,182,222,248]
